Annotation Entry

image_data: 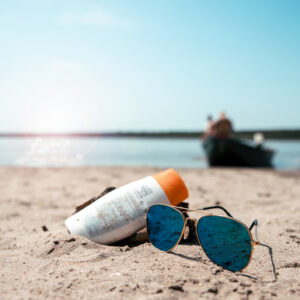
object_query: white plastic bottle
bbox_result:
[65,168,189,244]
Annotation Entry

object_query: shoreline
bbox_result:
[1,128,300,140]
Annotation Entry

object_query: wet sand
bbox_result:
[0,167,300,299]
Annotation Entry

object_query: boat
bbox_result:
[202,137,274,167]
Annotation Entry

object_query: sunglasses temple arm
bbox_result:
[249,219,259,242]
[257,241,277,280]
[201,206,233,218]
[249,219,277,280]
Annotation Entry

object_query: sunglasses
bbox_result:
[146,203,261,272]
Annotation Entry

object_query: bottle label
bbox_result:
[65,176,169,244]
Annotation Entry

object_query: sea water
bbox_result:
[0,137,299,170]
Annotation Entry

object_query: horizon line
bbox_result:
[1,129,300,140]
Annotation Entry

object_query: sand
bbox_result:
[0,166,300,299]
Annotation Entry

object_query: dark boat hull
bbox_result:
[203,137,274,167]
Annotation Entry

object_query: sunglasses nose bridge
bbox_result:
[181,218,198,242]
[182,220,189,240]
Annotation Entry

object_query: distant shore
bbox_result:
[1,129,300,140]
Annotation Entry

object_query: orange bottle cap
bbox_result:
[152,168,189,206]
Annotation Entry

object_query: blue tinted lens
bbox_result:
[197,216,252,272]
[147,204,184,252]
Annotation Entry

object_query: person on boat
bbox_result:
[202,112,233,139]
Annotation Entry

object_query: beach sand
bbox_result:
[0,167,299,299]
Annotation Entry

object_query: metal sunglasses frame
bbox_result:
[146,203,261,272]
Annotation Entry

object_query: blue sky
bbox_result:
[0,0,299,132]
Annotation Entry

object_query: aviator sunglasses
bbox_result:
[146,203,261,272]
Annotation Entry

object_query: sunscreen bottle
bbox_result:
[65,168,189,244]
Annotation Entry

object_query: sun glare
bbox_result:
[28,107,76,133]
[20,73,93,133]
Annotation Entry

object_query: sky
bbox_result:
[0,0,299,132]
